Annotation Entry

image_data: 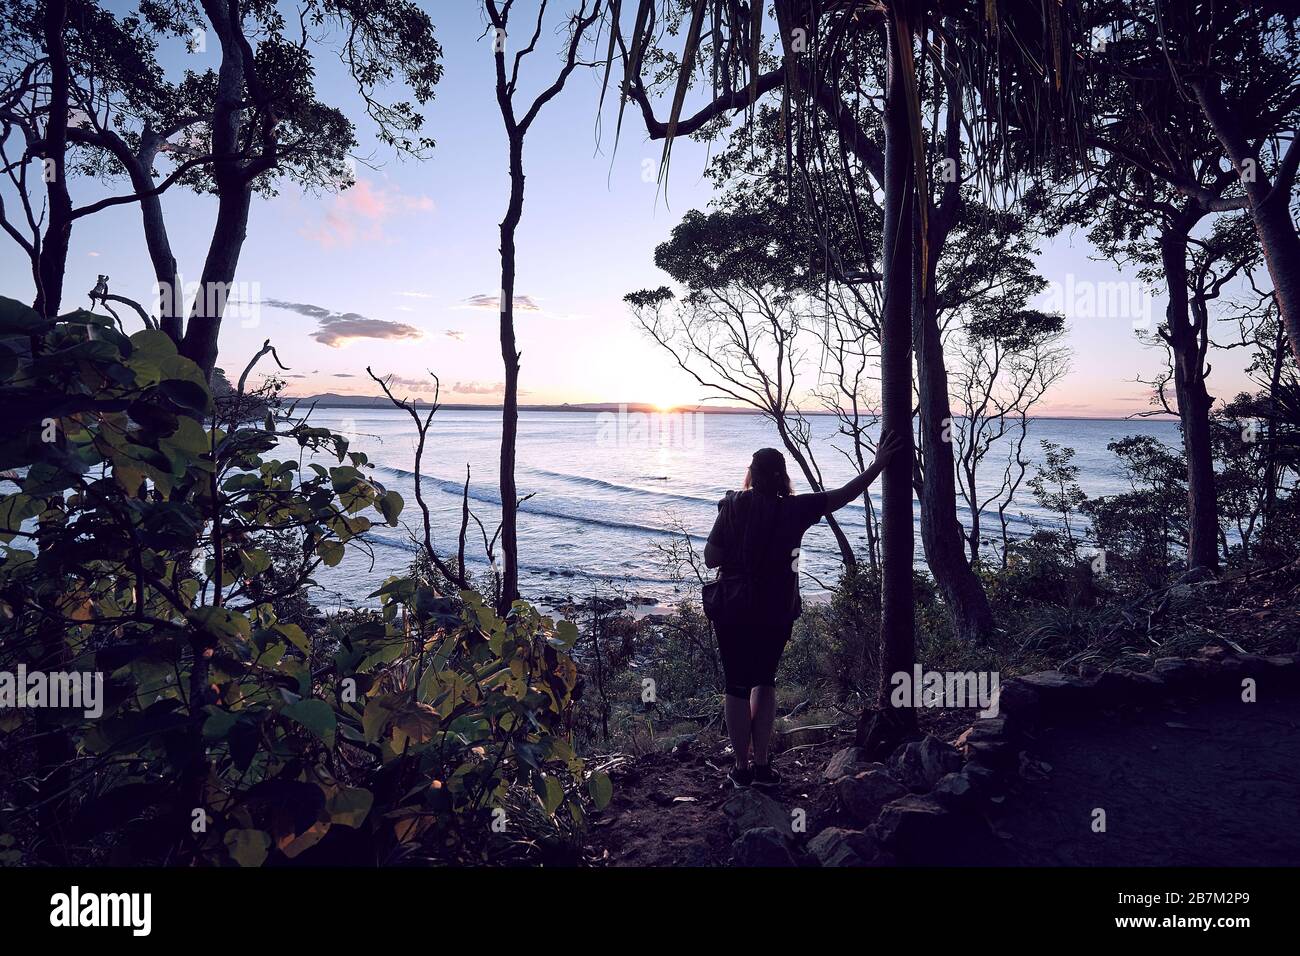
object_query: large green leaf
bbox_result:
[0,296,48,336]
[378,489,403,525]
[282,698,336,749]
[327,787,374,828]
[587,771,613,810]
[536,773,565,816]
[224,828,271,867]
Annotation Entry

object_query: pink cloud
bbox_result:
[302,178,433,249]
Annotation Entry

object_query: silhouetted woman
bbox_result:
[703,431,904,788]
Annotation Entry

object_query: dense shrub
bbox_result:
[0,300,606,866]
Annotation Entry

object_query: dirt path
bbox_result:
[991,694,1300,866]
[587,736,842,866]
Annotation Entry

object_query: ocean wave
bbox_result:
[371,463,1048,544]
[522,467,717,505]
[357,530,680,589]
[371,465,708,540]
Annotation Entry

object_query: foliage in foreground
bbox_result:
[0,299,607,866]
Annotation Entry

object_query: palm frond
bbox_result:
[659,0,710,183]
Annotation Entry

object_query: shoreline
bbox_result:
[311,585,836,622]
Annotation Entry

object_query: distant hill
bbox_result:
[285,393,770,414]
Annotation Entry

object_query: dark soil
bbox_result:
[989,693,1300,866]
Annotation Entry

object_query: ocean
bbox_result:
[295,407,1179,611]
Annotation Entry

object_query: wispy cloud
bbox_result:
[264,299,331,319]
[444,330,465,341]
[263,299,423,348]
[377,373,437,390]
[301,178,435,249]
[460,293,541,312]
[448,380,530,397]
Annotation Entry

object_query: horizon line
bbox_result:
[280,392,1179,422]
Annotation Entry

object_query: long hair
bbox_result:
[743,447,793,496]
[727,448,789,578]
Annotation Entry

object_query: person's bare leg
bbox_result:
[749,685,778,765]
[725,693,752,769]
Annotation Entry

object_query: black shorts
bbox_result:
[715,614,794,697]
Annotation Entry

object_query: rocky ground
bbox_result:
[585,648,1300,867]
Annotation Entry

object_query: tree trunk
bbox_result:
[1161,219,1219,572]
[913,211,994,642]
[181,0,253,381]
[1249,196,1300,364]
[858,19,918,755]
[180,185,251,379]
[1194,80,1300,365]
[34,0,72,319]
[31,0,75,864]
[496,134,525,615]
[132,137,183,342]
[1262,320,1285,525]
[84,130,184,340]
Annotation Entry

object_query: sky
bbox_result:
[0,2,1263,419]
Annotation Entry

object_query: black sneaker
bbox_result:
[727,766,754,789]
[751,762,781,788]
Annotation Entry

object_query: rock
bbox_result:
[835,769,907,824]
[954,716,1011,751]
[731,827,798,867]
[959,762,998,796]
[1152,657,1209,690]
[931,772,977,811]
[722,789,790,838]
[964,737,1016,770]
[1094,668,1163,706]
[989,679,1039,724]
[889,735,963,791]
[875,793,1002,865]
[873,794,958,863]
[1018,670,1092,692]
[823,746,878,782]
[1017,670,1098,721]
[807,827,880,867]
[1263,654,1300,676]
[1190,654,1254,696]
